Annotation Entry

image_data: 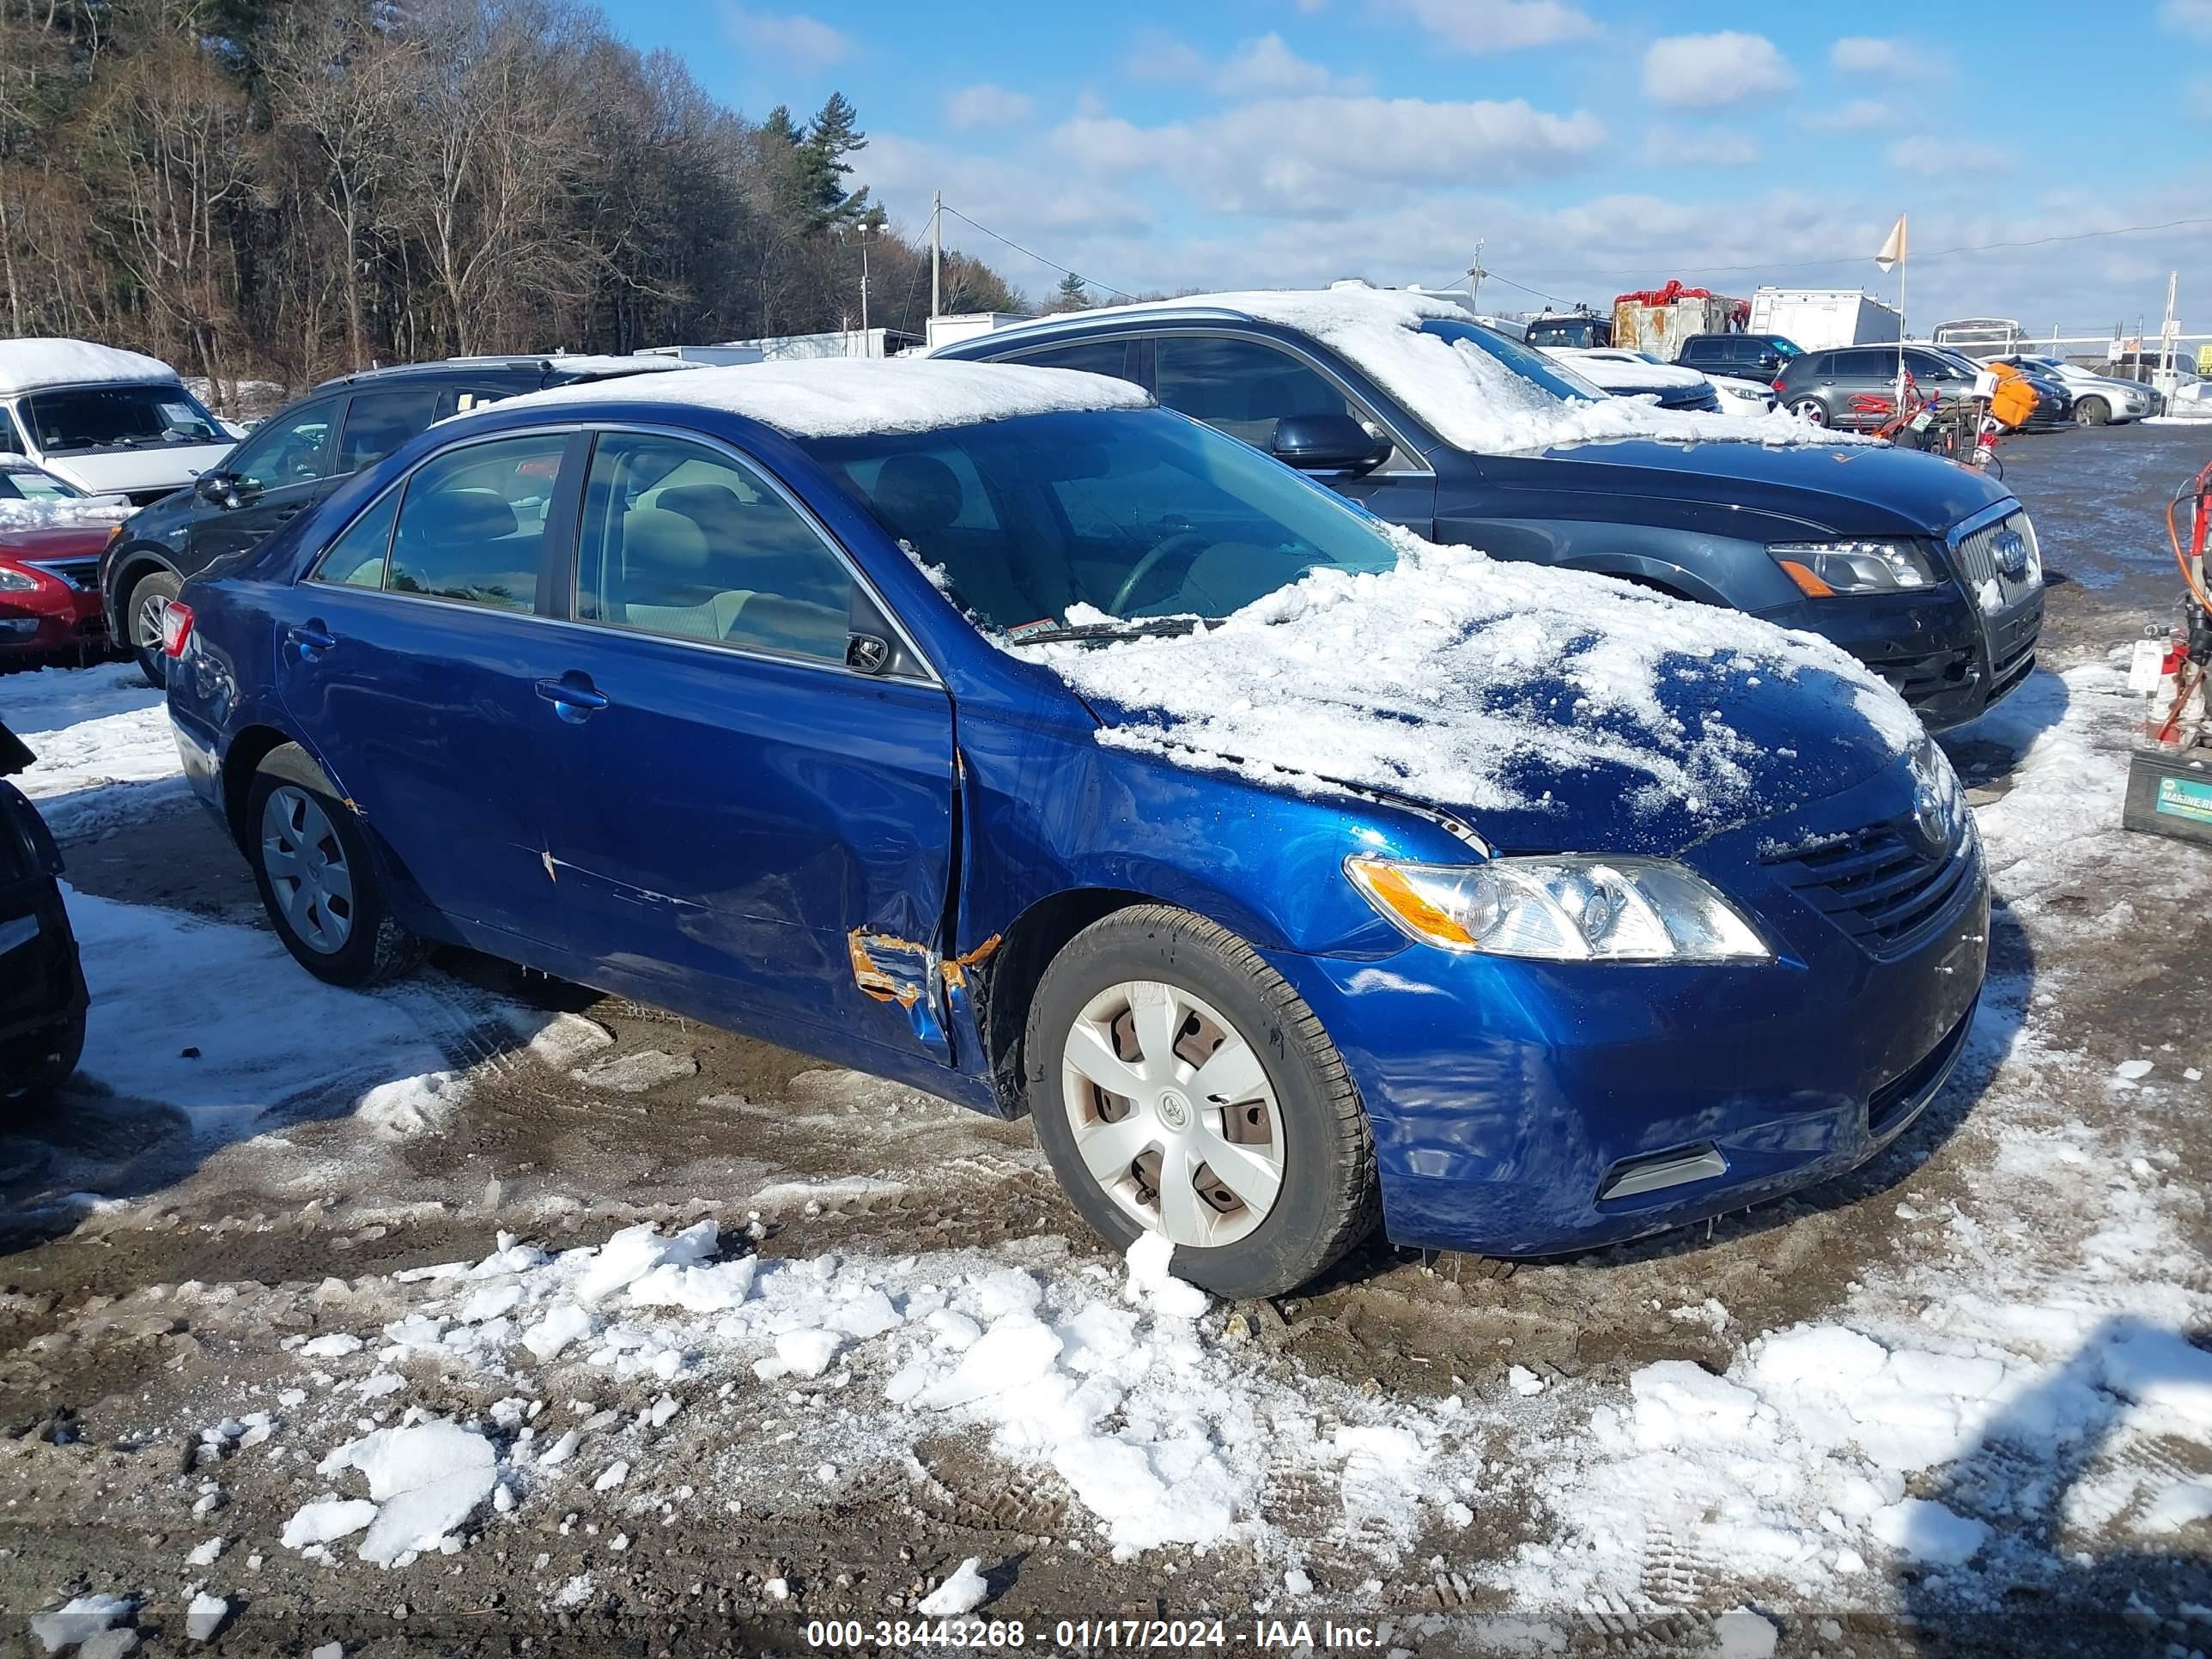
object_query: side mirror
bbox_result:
[1755,352,1781,373]
[1270,414,1391,475]
[196,471,247,508]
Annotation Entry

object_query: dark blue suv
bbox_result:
[162,360,1987,1296]
[935,289,2045,730]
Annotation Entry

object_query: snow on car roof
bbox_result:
[1012,287,1859,455]
[486,357,1153,439]
[0,337,182,396]
[1021,525,1909,827]
[1545,348,1709,390]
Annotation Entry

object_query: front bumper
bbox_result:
[1268,763,1990,1258]
[1754,580,2040,732]
[0,592,106,661]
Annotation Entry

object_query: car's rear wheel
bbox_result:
[1789,396,1828,427]
[125,568,181,687]
[1024,904,1378,1297]
[246,744,425,988]
[2074,395,2109,427]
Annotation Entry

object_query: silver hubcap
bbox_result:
[134,592,169,650]
[260,786,355,953]
[1060,980,1284,1249]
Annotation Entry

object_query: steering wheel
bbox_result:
[1109,531,1210,617]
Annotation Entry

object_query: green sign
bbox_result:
[2156,775,2212,825]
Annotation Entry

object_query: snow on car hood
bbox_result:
[0,494,134,532]
[1021,529,1918,856]
[40,444,232,497]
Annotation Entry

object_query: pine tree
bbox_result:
[1055,272,1089,308]
[795,92,872,229]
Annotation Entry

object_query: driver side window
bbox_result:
[229,398,337,492]
[574,434,853,664]
[1152,335,1414,470]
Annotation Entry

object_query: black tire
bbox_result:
[2074,395,2108,427]
[1024,904,1379,1297]
[0,1009,86,1111]
[123,568,182,687]
[1788,397,1829,427]
[245,744,426,988]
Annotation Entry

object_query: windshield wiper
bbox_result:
[1012,617,1205,647]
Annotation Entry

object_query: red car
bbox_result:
[0,458,119,666]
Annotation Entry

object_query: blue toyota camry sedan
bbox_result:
[162,359,1987,1297]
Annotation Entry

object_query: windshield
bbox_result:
[20,383,225,456]
[1766,337,1805,359]
[799,407,1402,635]
[1418,319,1608,402]
[1524,317,1605,349]
[0,464,81,501]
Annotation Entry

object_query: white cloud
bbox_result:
[1641,125,1758,167]
[1641,32,1796,107]
[1051,94,1606,216]
[1829,36,1949,81]
[719,4,848,70]
[945,84,1036,130]
[1802,97,1899,133]
[1122,31,1358,97]
[1382,0,1599,53]
[2162,0,2212,39]
[1214,33,1338,97]
[1887,135,2010,177]
[1123,28,1211,83]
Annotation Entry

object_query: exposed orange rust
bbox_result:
[848,928,928,1008]
[940,933,1004,989]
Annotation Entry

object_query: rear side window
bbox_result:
[309,488,401,589]
[574,434,852,663]
[336,387,441,473]
[1006,339,1137,382]
[384,433,566,612]
[1155,336,1353,449]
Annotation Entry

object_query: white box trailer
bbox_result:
[1747,288,1903,352]
[924,313,1034,351]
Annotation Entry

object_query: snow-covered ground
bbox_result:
[3,509,2210,1650]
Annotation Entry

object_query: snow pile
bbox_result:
[0,337,179,396]
[1024,532,1906,828]
[1032,288,1860,454]
[1543,347,1711,392]
[28,1594,133,1654]
[481,357,1152,441]
[303,1419,499,1566]
[916,1557,991,1617]
[3,665,185,840]
[0,494,134,531]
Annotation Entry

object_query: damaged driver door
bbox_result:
[534,428,958,1068]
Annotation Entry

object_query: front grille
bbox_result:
[1766,816,1973,954]
[123,487,173,507]
[1949,510,2040,606]
[23,558,98,592]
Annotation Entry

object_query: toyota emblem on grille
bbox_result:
[1992,526,2029,579]
[1912,778,1949,851]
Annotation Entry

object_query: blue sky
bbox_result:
[608,0,2212,335]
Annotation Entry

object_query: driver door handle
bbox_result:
[286,622,337,658]
[536,674,610,724]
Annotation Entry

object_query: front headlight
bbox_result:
[1345,854,1771,963]
[0,566,40,592]
[1770,540,1942,597]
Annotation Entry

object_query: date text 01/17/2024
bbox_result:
[802,1618,1389,1650]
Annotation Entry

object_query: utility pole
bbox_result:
[1467,239,1485,312]
[860,222,871,343]
[930,191,942,322]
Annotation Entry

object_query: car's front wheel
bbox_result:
[0,1009,85,1114]
[1789,396,1829,427]
[125,568,182,687]
[245,745,425,988]
[2074,395,2109,427]
[1024,904,1379,1297]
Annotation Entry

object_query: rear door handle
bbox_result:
[535,674,609,724]
[286,622,337,658]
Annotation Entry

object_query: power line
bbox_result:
[938,205,1139,301]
